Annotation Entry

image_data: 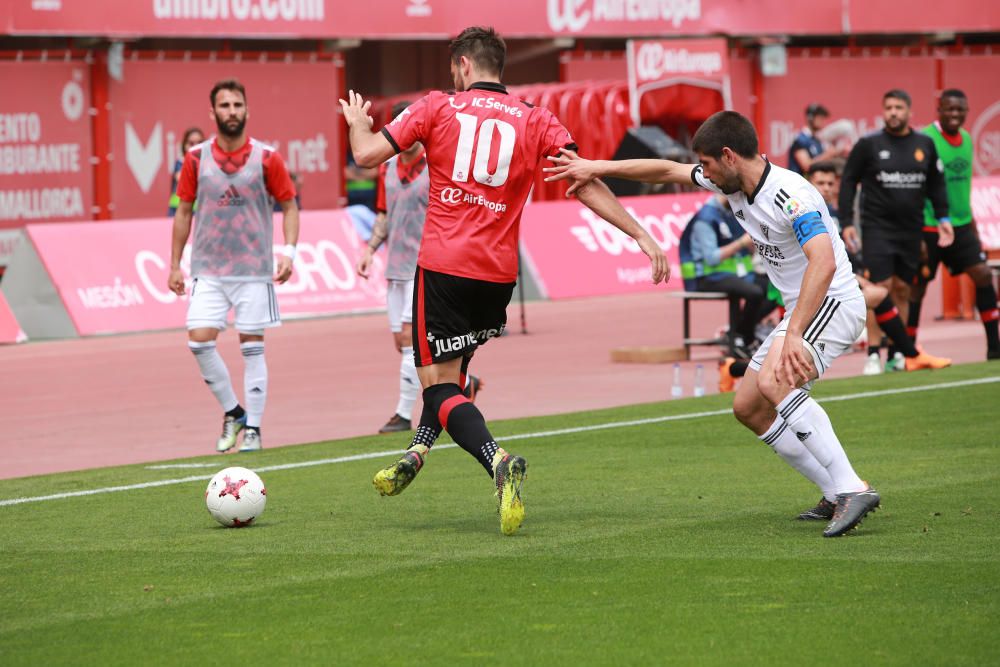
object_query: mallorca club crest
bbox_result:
[914,147,925,162]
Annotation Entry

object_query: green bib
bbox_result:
[923,124,973,227]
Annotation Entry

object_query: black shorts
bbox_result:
[919,225,987,283]
[860,233,920,284]
[411,266,515,367]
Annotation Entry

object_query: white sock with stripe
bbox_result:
[396,346,420,421]
[759,416,836,501]
[777,388,866,495]
[188,341,238,412]
[241,342,267,428]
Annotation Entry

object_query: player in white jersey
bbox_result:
[168,80,299,453]
[545,111,880,537]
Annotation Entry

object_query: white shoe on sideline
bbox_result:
[862,353,882,376]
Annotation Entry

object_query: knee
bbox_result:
[732,393,758,427]
[967,264,992,287]
[755,372,784,407]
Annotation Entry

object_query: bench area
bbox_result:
[610,290,731,363]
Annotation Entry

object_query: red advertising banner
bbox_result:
[4,0,844,39]
[23,209,385,336]
[0,290,26,344]
[847,0,1000,34]
[108,59,342,219]
[972,176,1000,251]
[520,192,711,299]
[762,54,937,167]
[0,61,93,228]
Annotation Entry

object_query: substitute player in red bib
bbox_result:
[169,80,299,453]
[341,26,668,535]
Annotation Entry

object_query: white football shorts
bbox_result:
[187,277,281,333]
[386,278,414,333]
[749,294,865,387]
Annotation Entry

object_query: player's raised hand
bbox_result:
[274,255,294,284]
[338,90,374,130]
[637,235,670,285]
[543,148,600,196]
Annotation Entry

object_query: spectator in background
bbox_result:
[680,194,770,358]
[168,127,205,216]
[808,161,950,374]
[345,151,377,211]
[839,89,953,372]
[787,104,843,176]
[911,89,1000,360]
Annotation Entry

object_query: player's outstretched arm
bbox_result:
[575,179,669,284]
[168,200,193,296]
[544,148,696,195]
[339,90,396,168]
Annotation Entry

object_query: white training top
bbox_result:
[692,160,860,311]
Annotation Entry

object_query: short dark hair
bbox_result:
[692,111,759,159]
[940,88,967,101]
[450,26,506,77]
[391,100,412,120]
[805,103,830,118]
[807,161,839,178]
[883,88,911,107]
[210,79,247,107]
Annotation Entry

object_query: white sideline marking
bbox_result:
[2,375,997,508]
[145,463,219,469]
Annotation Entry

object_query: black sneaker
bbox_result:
[462,375,484,402]
[797,497,836,521]
[378,414,411,434]
[823,487,881,537]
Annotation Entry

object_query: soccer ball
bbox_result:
[205,467,267,527]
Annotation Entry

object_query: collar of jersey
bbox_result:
[746,158,771,205]
[468,81,508,94]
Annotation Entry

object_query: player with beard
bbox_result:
[838,89,954,372]
[341,26,668,535]
[546,111,881,537]
[910,89,1000,360]
[169,79,299,453]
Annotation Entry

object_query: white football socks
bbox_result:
[188,340,238,412]
[396,346,420,421]
[759,416,836,501]
[777,389,866,495]
[240,341,267,429]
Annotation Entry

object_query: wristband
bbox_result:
[937,217,951,225]
[280,244,297,260]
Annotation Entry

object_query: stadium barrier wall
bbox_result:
[0,209,389,339]
[0,289,26,344]
[3,177,998,339]
[519,191,711,299]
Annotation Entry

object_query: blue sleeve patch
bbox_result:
[792,211,827,246]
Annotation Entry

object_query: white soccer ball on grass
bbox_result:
[205,466,267,527]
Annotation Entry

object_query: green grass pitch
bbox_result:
[1,364,998,665]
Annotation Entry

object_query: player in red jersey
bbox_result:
[341,26,667,535]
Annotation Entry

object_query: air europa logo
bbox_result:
[635,42,722,81]
[971,99,1000,175]
[547,0,701,33]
